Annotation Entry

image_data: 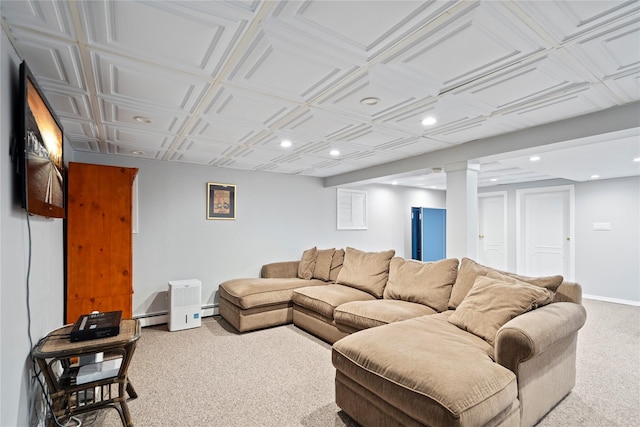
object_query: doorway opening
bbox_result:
[411,207,446,262]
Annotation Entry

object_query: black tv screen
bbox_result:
[17,61,65,218]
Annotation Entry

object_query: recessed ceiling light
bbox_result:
[360,97,380,106]
[634,157,640,162]
[133,115,152,124]
[280,140,292,148]
[490,178,498,182]
[131,150,145,155]
[391,181,398,186]
[421,116,437,126]
[590,174,600,179]
[330,149,340,156]
[529,156,541,162]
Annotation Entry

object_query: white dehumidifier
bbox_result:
[168,279,202,332]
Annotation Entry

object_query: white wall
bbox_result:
[480,177,640,304]
[1,30,65,426]
[574,177,640,303]
[73,152,445,317]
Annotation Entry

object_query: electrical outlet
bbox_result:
[592,222,611,231]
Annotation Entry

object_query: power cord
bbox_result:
[25,211,81,427]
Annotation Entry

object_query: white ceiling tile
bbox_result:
[104,125,174,149]
[10,30,84,89]
[188,117,260,144]
[460,51,589,110]
[202,85,300,129]
[178,138,239,157]
[499,85,618,125]
[269,0,453,60]
[276,107,367,142]
[231,145,287,165]
[60,118,99,140]
[226,29,357,102]
[319,59,455,120]
[0,0,75,39]
[513,0,640,42]
[602,70,640,102]
[333,125,416,152]
[380,95,492,136]
[80,0,253,76]
[427,117,520,145]
[377,136,452,157]
[100,98,188,134]
[92,52,210,112]
[43,89,92,121]
[67,138,100,153]
[169,152,217,166]
[107,143,165,160]
[210,155,264,171]
[318,72,423,122]
[382,1,548,91]
[567,16,640,80]
[300,158,362,177]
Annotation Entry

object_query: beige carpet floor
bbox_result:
[89,298,638,427]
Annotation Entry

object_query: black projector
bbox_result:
[70,311,122,342]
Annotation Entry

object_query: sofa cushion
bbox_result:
[332,315,517,426]
[448,257,564,309]
[448,276,555,345]
[297,247,317,279]
[292,284,376,319]
[219,278,325,310]
[312,248,335,281]
[383,257,459,312]
[334,299,437,331]
[328,249,345,282]
[336,247,395,298]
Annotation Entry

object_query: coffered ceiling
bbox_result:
[1,1,639,189]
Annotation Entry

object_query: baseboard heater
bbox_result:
[168,279,202,332]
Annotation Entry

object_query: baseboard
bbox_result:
[134,304,219,328]
[583,294,640,307]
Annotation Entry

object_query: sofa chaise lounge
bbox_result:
[218,247,586,427]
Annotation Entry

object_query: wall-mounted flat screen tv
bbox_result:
[16,60,65,218]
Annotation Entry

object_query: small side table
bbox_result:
[32,319,140,427]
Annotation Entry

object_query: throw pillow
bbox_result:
[335,247,395,298]
[447,276,555,345]
[312,248,335,281]
[383,257,459,312]
[297,247,317,280]
[448,258,564,309]
[329,249,345,282]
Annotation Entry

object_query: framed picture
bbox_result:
[207,182,236,220]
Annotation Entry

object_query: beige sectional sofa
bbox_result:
[218,247,587,427]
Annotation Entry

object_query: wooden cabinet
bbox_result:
[66,162,138,323]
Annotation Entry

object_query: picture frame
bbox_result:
[207,182,236,220]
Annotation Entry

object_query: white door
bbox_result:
[516,186,574,280]
[478,192,507,270]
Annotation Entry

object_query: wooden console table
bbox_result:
[32,319,140,427]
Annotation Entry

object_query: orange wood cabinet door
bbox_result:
[66,162,138,323]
